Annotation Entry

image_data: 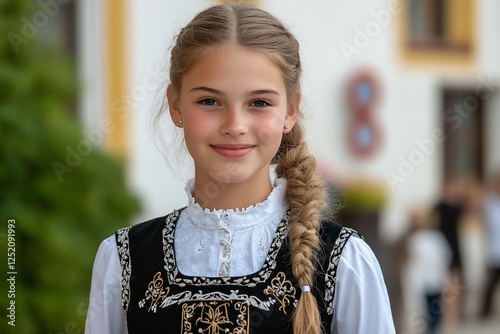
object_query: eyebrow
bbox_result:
[190,87,281,96]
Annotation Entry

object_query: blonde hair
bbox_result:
[167,4,327,333]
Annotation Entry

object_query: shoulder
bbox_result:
[319,220,344,243]
[116,208,185,240]
[319,220,363,280]
[332,235,396,333]
[319,219,372,272]
[319,219,384,281]
[338,235,379,275]
[93,235,120,267]
[90,236,122,288]
[114,208,186,262]
[131,208,184,233]
[318,220,368,315]
[319,220,360,255]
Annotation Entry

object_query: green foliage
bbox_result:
[339,179,388,213]
[0,1,140,333]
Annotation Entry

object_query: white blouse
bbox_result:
[85,179,395,333]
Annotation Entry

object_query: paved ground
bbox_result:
[440,317,500,334]
[397,274,500,334]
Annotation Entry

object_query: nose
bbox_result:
[220,107,248,137]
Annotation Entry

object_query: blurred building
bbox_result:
[72,0,500,238]
[36,0,500,332]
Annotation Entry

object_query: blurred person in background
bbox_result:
[433,176,465,326]
[401,207,451,334]
[458,176,487,320]
[480,171,500,319]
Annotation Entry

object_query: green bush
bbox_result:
[338,179,388,213]
[0,1,140,332]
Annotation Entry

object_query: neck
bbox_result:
[192,177,273,211]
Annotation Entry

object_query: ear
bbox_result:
[283,91,300,133]
[167,84,182,126]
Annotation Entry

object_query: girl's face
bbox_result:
[168,43,298,193]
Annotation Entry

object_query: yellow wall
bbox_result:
[105,0,128,157]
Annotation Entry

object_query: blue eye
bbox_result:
[199,98,219,106]
[251,100,270,108]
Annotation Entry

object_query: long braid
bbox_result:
[275,123,327,334]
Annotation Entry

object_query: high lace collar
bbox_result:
[184,178,288,230]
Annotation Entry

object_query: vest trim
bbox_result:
[324,226,356,315]
[162,209,290,287]
[115,209,358,332]
[116,226,131,311]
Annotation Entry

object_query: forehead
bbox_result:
[180,43,286,94]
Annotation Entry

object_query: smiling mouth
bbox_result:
[210,144,256,158]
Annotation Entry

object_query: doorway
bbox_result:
[442,88,484,181]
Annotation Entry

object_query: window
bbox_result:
[399,0,475,67]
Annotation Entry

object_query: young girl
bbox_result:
[85,4,395,333]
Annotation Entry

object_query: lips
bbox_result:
[210,144,256,158]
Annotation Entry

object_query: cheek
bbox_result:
[183,112,214,139]
[255,115,285,145]
[182,122,209,158]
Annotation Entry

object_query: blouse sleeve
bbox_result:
[330,236,395,334]
[85,236,128,334]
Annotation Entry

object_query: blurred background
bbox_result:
[1,0,500,333]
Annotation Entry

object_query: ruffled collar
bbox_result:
[184,178,288,230]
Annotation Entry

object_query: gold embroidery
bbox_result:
[263,272,296,315]
[197,302,233,333]
[138,271,170,313]
[181,300,249,334]
[234,302,248,334]
[181,303,195,333]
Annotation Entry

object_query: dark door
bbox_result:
[442,88,484,180]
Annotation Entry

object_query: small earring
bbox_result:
[284,124,289,129]
[176,120,183,127]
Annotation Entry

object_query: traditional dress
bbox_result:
[85,179,395,333]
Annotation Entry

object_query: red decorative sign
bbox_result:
[346,70,382,158]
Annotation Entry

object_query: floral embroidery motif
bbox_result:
[163,209,290,287]
[115,227,131,311]
[324,227,355,315]
[197,302,233,333]
[233,302,248,333]
[263,272,297,315]
[138,271,170,313]
[181,299,248,334]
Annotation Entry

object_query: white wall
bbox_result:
[78,0,105,130]
[480,0,500,179]
[127,0,207,222]
[485,93,500,177]
[123,0,500,240]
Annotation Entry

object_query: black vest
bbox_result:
[115,209,357,333]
